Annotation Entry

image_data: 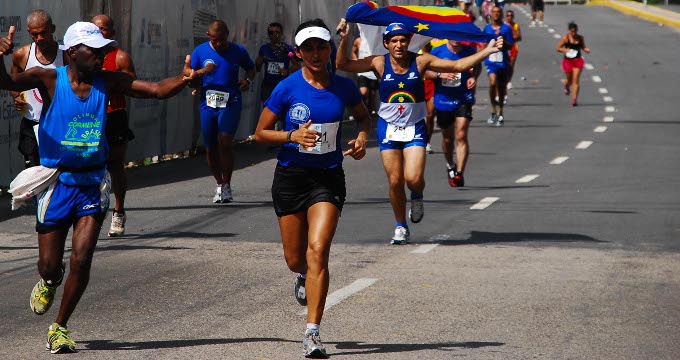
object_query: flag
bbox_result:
[346,1,493,44]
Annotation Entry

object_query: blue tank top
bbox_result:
[378,53,427,126]
[39,66,109,186]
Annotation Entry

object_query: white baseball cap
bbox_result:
[59,22,117,50]
[294,26,331,46]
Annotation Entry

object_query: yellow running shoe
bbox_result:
[46,323,77,354]
[30,278,58,315]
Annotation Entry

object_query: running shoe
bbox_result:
[46,323,77,354]
[564,84,570,96]
[530,21,536,27]
[571,100,578,107]
[303,329,328,358]
[293,275,307,306]
[390,226,410,245]
[222,184,233,203]
[447,167,456,187]
[409,197,424,223]
[108,211,126,237]
[539,20,544,27]
[496,115,505,127]
[450,170,465,187]
[30,263,64,315]
[487,113,497,124]
[213,186,223,203]
[426,143,433,154]
[503,94,508,104]
[506,82,512,90]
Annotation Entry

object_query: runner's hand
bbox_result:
[292,120,320,148]
[0,26,15,56]
[336,18,348,38]
[14,93,27,111]
[487,36,503,54]
[467,77,477,90]
[439,73,457,80]
[343,135,367,160]
[182,55,197,82]
[237,79,251,91]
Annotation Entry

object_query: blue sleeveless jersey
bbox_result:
[431,44,477,111]
[39,66,109,186]
[378,53,427,127]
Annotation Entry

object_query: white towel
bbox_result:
[8,166,60,210]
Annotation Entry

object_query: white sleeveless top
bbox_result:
[357,38,377,80]
[22,43,64,122]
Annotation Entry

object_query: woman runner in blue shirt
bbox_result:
[254,19,370,359]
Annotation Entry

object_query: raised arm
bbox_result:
[335,18,376,74]
[108,55,198,99]
[0,27,51,93]
[422,37,503,73]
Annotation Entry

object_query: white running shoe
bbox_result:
[426,143,433,154]
[221,184,233,203]
[503,94,508,104]
[506,82,512,90]
[108,212,126,237]
[539,21,544,27]
[391,226,410,245]
[303,329,327,358]
[496,115,505,127]
[409,197,424,223]
[213,186,222,203]
[487,113,497,124]
[530,21,536,27]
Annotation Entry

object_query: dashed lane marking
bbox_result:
[592,75,602,83]
[553,34,561,39]
[298,278,378,316]
[594,126,608,133]
[605,106,616,113]
[470,197,499,210]
[598,88,608,94]
[550,156,569,165]
[603,116,614,123]
[412,244,440,254]
[585,63,595,70]
[576,141,593,149]
[603,96,613,102]
[516,174,540,183]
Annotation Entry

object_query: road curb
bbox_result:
[587,0,680,29]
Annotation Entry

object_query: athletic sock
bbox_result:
[306,323,320,332]
[298,273,306,279]
[410,191,423,200]
[446,163,453,170]
[396,221,409,229]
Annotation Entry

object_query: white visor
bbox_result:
[295,26,331,46]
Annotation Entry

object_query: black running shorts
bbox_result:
[357,75,379,91]
[105,109,135,145]
[271,163,346,217]
[436,104,473,130]
[532,0,545,12]
[18,117,40,167]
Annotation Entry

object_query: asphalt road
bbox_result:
[1,5,679,359]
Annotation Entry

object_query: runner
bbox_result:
[427,40,480,187]
[191,20,256,203]
[91,15,136,237]
[557,21,590,106]
[0,22,204,353]
[352,34,379,115]
[420,42,436,154]
[337,19,503,244]
[483,6,514,127]
[531,0,545,27]
[504,10,522,91]
[10,10,65,168]
[256,22,294,128]
[254,19,370,358]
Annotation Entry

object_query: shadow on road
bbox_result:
[439,230,605,246]
[331,340,504,356]
[80,337,295,351]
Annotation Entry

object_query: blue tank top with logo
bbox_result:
[39,66,109,186]
[378,54,426,126]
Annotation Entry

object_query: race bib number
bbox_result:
[386,123,416,142]
[489,52,503,63]
[206,90,228,108]
[442,73,462,88]
[266,61,284,75]
[565,49,578,59]
[298,122,339,155]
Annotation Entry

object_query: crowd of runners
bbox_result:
[1,1,592,358]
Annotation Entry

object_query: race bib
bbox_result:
[298,122,339,155]
[386,123,416,142]
[266,61,284,75]
[489,52,504,63]
[442,73,462,88]
[565,49,578,59]
[206,90,228,108]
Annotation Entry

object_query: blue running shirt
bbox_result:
[191,42,255,105]
[258,42,294,87]
[378,54,426,127]
[483,24,514,69]
[430,44,477,111]
[265,70,362,169]
[39,66,108,186]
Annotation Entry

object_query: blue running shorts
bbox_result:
[200,98,242,148]
[376,118,428,151]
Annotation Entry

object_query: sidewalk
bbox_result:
[588,0,680,28]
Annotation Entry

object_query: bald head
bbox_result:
[208,20,228,34]
[92,14,115,39]
[27,9,53,28]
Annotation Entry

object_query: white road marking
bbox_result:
[585,63,595,70]
[605,106,616,113]
[603,96,613,102]
[470,197,499,210]
[299,278,378,315]
[516,174,540,183]
[598,88,608,94]
[592,75,602,83]
[550,156,569,165]
[594,126,608,133]
[603,116,614,123]
[576,141,593,149]
[553,34,561,39]
[548,28,555,33]
[412,244,440,254]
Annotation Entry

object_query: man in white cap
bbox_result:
[0,22,206,353]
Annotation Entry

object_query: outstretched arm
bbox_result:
[336,18,376,73]
[109,55,199,99]
[423,36,503,73]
